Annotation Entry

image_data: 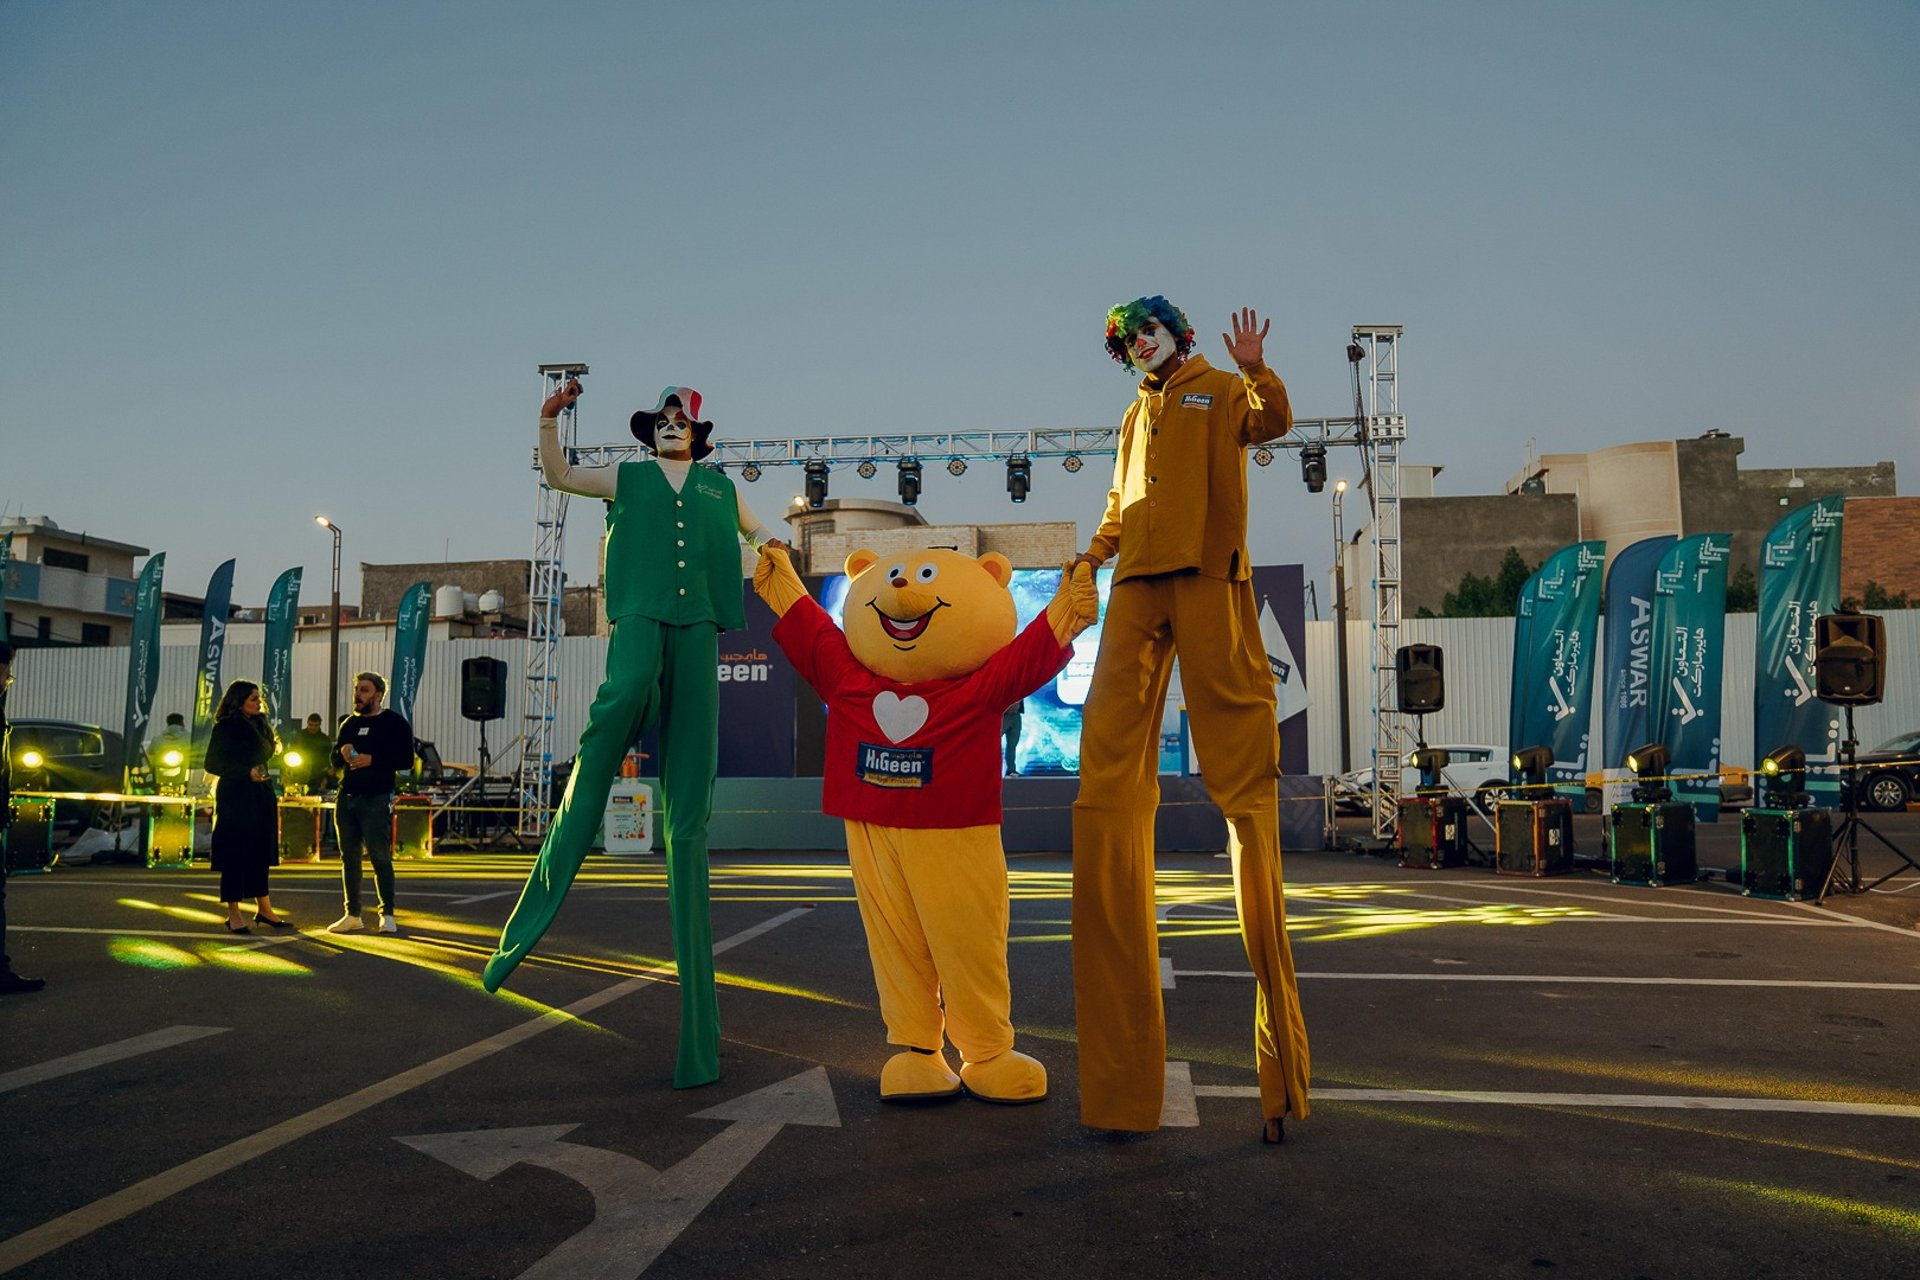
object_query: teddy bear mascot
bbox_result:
[754,542,1097,1103]
[1071,298,1311,1144]
[483,375,781,1090]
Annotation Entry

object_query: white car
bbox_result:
[1333,743,1509,813]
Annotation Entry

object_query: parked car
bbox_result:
[1850,730,1919,812]
[1334,743,1508,813]
[6,718,126,833]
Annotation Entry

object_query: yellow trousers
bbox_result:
[844,821,1016,1063]
[1072,573,1311,1130]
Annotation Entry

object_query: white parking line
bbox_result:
[1191,1085,1920,1120]
[447,890,519,905]
[0,1027,228,1095]
[1173,970,1920,991]
[0,906,813,1275]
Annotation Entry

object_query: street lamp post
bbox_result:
[1332,480,1351,774]
[316,516,342,731]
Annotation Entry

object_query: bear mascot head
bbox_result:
[839,547,1018,683]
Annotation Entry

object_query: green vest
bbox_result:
[603,461,747,630]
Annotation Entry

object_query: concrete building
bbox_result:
[782,496,1077,576]
[0,516,147,646]
[1342,435,1903,617]
[359,559,602,638]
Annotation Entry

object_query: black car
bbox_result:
[1851,730,1920,812]
[7,718,128,832]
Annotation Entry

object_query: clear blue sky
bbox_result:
[5,1,1914,610]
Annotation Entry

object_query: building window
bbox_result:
[37,616,51,640]
[82,622,112,646]
[43,547,90,572]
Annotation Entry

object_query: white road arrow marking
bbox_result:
[398,1067,840,1279]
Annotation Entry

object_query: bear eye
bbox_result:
[886,563,907,581]
[915,563,939,583]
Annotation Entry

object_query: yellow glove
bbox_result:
[753,544,810,618]
[1044,561,1098,646]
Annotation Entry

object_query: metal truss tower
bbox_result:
[1353,326,1408,839]
[518,362,587,839]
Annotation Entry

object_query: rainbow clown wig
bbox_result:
[1104,295,1195,371]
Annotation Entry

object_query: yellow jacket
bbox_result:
[1085,353,1293,583]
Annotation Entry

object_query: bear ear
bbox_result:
[978,552,1013,587]
[845,548,880,579]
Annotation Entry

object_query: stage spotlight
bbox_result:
[742,463,762,482]
[1347,341,1366,364]
[1511,745,1552,789]
[897,458,922,506]
[1760,744,1808,806]
[1253,447,1274,467]
[856,459,877,480]
[19,748,45,770]
[1006,455,1031,503]
[161,749,184,768]
[946,457,967,477]
[283,750,304,770]
[1409,747,1450,789]
[1063,453,1083,473]
[1299,441,1327,493]
[1626,741,1672,804]
[804,460,829,509]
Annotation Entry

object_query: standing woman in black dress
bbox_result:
[205,681,291,933]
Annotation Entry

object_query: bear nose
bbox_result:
[890,576,908,589]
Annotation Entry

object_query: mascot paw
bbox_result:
[880,1048,962,1103]
[960,1049,1048,1105]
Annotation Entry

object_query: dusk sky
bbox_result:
[4,1,1914,610]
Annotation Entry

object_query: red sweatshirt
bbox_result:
[772,597,1074,828]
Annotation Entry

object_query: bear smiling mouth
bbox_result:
[869,599,946,645]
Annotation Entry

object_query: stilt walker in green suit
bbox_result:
[483,376,781,1088]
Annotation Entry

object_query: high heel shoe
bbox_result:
[254,915,294,929]
[224,922,252,935]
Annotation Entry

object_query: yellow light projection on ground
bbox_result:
[1566,1109,1920,1173]
[1287,902,1596,942]
[108,938,201,970]
[1679,1175,1920,1236]
[1433,1049,1920,1110]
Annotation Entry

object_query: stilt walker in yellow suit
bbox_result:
[1071,296,1311,1142]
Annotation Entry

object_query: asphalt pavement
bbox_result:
[2,809,1918,1279]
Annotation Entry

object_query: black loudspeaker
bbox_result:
[1395,644,1445,713]
[461,656,508,722]
[1813,611,1885,705]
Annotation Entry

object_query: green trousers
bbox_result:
[483,617,722,1089]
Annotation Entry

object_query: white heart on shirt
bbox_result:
[872,691,929,743]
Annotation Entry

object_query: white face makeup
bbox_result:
[654,411,694,458]
[1130,320,1178,373]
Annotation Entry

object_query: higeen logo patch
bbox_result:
[1180,393,1214,409]
[858,741,933,789]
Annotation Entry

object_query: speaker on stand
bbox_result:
[460,656,508,844]
[1810,609,1914,898]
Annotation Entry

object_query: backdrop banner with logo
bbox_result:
[1650,533,1731,819]
[263,566,303,734]
[119,553,167,782]
[1755,495,1847,807]
[388,580,432,729]
[1598,535,1676,808]
[1511,541,1607,790]
[189,559,235,774]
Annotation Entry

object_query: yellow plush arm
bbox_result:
[753,544,810,618]
[1044,561,1098,646]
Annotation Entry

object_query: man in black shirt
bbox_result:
[327,672,412,935]
[1,643,47,994]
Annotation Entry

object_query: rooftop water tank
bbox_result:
[478,589,506,614]
[433,584,466,618]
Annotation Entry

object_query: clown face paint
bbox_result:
[654,413,694,459]
[1130,321,1178,373]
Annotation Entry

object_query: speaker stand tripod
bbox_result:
[1816,706,1918,902]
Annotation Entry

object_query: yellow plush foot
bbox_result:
[960,1049,1048,1104]
[880,1049,962,1102]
